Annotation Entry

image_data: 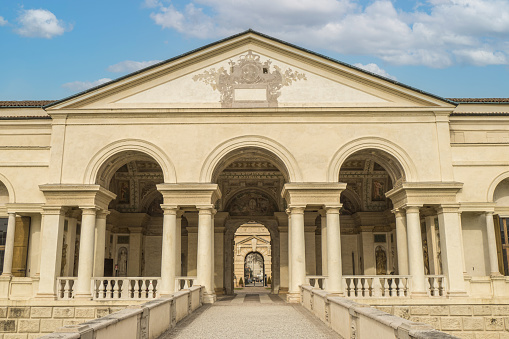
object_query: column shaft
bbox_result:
[289,206,305,296]
[394,209,409,275]
[197,207,215,302]
[75,208,97,299]
[93,211,108,277]
[406,206,427,296]
[326,207,342,294]
[211,210,215,292]
[37,207,65,297]
[485,212,501,275]
[2,213,16,276]
[437,206,466,296]
[176,212,183,276]
[160,207,177,295]
[28,214,42,277]
[319,210,328,277]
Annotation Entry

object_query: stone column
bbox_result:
[319,210,328,277]
[326,206,343,294]
[176,211,184,276]
[485,212,501,276]
[66,217,77,277]
[160,206,178,295]
[37,207,65,298]
[288,206,305,302]
[425,215,438,275]
[75,207,97,299]
[405,206,427,297]
[393,209,409,275]
[211,209,216,292]
[93,210,109,277]
[28,214,42,277]
[437,205,466,296]
[197,207,215,303]
[1,213,16,277]
[287,209,292,293]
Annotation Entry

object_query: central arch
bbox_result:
[200,135,302,183]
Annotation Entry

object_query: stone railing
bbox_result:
[57,277,78,300]
[343,275,411,298]
[301,285,456,339]
[426,275,447,297]
[305,275,326,289]
[92,277,161,300]
[175,276,197,291]
[41,285,204,339]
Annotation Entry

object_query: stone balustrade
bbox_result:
[92,278,161,300]
[305,276,326,290]
[300,285,456,339]
[40,286,203,339]
[426,275,446,297]
[343,275,411,298]
[57,278,78,300]
[175,276,197,291]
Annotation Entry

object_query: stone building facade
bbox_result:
[0,30,508,312]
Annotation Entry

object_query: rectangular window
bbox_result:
[374,234,386,243]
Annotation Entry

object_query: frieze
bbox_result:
[193,50,306,108]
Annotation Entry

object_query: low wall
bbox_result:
[39,286,203,339]
[301,286,456,339]
[367,302,509,339]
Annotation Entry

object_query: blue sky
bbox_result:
[0,0,508,101]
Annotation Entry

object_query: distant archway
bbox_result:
[244,252,265,286]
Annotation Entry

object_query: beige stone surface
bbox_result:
[3,334,27,339]
[484,317,504,331]
[39,319,62,333]
[463,317,485,331]
[29,308,51,318]
[393,306,410,319]
[451,306,473,316]
[410,306,430,315]
[74,307,94,318]
[474,306,493,316]
[16,320,39,333]
[0,320,16,333]
[441,317,463,331]
[430,306,450,316]
[6,309,28,319]
[51,307,74,318]
[409,316,440,329]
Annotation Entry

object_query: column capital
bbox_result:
[80,207,98,215]
[161,205,179,215]
[486,211,495,216]
[96,210,110,219]
[288,205,306,214]
[42,206,66,216]
[437,204,460,214]
[325,205,341,214]
[392,208,406,218]
[404,205,421,214]
[197,205,214,215]
[318,209,326,217]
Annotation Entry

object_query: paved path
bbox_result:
[164,287,339,339]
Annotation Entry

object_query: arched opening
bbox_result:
[493,178,509,275]
[211,146,287,295]
[243,252,265,287]
[337,149,399,276]
[233,223,271,288]
[0,181,10,274]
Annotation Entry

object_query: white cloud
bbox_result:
[107,60,163,73]
[15,9,71,39]
[0,16,7,26]
[145,0,509,68]
[62,78,112,92]
[353,63,397,80]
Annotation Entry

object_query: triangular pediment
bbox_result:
[46,31,455,111]
[238,235,270,245]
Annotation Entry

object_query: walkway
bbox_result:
[164,287,339,339]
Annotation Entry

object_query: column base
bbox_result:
[490,272,503,277]
[286,292,301,303]
[34,293,57,300]
[410,291,428,298]
[202,292,216,304]
[446,291,468,298]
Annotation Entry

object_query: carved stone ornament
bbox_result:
[225,191,277,216]
[193,50,306,108]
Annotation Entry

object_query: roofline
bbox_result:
[45,29,456,109]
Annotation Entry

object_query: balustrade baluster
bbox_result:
[373,277,382,297]
[113,280,120,299]
[148,280,154,298]
[98,280,105,299]
[63,280,70,300]
[105,280,113,299]
[433,278,440,297]
[133,280,140,299]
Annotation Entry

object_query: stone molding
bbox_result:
[386,182,463,210]
[39,184,116,211]
[281,182,346,207]
[157,183,221,207]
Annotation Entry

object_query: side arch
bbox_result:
[199,135,302,183]
[487,170,509,202]
[327,137,418,183]
[0,173,15,203]
[83,139,177,185]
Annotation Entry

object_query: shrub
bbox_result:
[267,276,272,285]
[239,277,244,287]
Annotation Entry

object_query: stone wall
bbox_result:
[373,304,509,339]
[0,305,128,338]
